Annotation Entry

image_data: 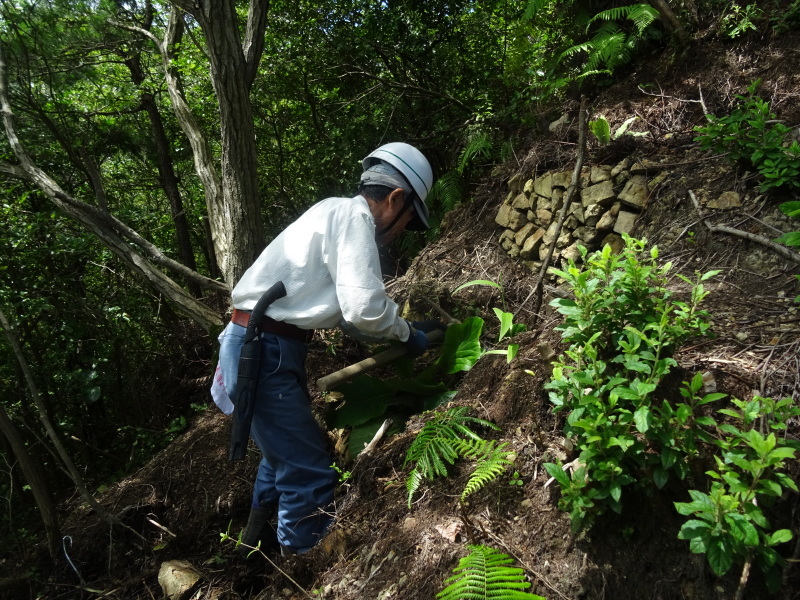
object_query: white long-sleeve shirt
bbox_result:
[231,195,411,342]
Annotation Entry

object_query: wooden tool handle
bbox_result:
[316,329,444,391]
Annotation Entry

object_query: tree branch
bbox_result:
[242,0,269,90]
[0,43,224,330]
[689,190,800,265]
[515,99,590,325]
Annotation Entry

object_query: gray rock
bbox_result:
[549,113,569,132]
[539,243,560,262]
[618,178,648,209]
[601,232,625,254]
[556,228,573,248]
[590,165,612,183]
[514,222,537,246]
[561,242,583,263]
[533,172,553,198]
[520,228,545,259]
[611,158,632,177]
[596,202,621,230]
[574,226,601,244]
[542,220,560,247]
[158,560,202,600]
[614,210,638,234]
[507,173,523,193]
[536,208,553,227]
[496,204,527,230]
[511,192,532,210]
[581,180,616,208]
[584,203,605,227]
[552,171,572,188]
[707,191,741,210]
[614,170,631,186]
[523,178,535,194]
[551,188,565,211]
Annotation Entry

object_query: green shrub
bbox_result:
[543,235,718,530]
[694,81,800,191]
[676,396,799,590]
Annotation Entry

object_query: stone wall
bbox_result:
[495,157,666,271]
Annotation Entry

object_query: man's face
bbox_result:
[371,188,413,245]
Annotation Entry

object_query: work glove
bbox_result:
[404,324,430,358]
[410,320,448,334]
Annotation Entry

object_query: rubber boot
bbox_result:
[239,503,278,558]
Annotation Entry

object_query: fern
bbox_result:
[587,4,659,34]
[457,131,493,175]
[404,407,501,507]
[437,545,545,600]
[428,171,467,216]
[559,3,660,76]
[454,439,515,502]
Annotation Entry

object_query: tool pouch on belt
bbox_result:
[229,281,287,461]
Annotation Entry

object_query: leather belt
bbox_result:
[230,308,313,343]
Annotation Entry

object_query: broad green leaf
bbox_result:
[436,317,484,374]
[706,537,734,576]
[677,519,711,539]
[725,513,758,545]
[331,376,394,428]
[768,529,793,546]
[653,467,668,489]
[544,462,571,487]
[633,405,651,433]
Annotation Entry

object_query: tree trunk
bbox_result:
[0,404,60,558]
[171,0,269,284]
[124,50,201,293]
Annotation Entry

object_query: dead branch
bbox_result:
[688,190,800,265]
[514,98,589,325]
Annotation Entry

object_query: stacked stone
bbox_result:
[495,158,663,271]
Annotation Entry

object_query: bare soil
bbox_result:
[12,28,800,600]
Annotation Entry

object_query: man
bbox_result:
[211,142,442,557]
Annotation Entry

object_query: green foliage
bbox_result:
[437,545,544,600]
[675,396,798,588]
[543,235,718,530]
[404,407,514,507]
[589,115,648,145]
[453,438,516,502]
[720,3,763,38]
[775,200,800,256]
[695,81,800,191]
[559,4,661,76]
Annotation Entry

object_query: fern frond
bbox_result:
[436,545,544,600]
[457,132,493,174]
[454,440,515,501]
[428,171,466,214]
[628,4,660,33]
[406,468,423,508]
[522,0,550,21]
[588,4,659,33]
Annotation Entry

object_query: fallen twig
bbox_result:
[688,190,800,265]
[515,98,589,325]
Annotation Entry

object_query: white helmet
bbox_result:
[362,142,433,230]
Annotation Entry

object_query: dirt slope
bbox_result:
[24,31,800,600]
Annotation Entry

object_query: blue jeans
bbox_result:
[218,323,335,552]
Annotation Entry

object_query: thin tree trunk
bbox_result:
[0,307,143,543]
[125,50,201,293]
[0,405,60,558]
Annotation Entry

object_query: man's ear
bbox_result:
[386,187,406,209]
